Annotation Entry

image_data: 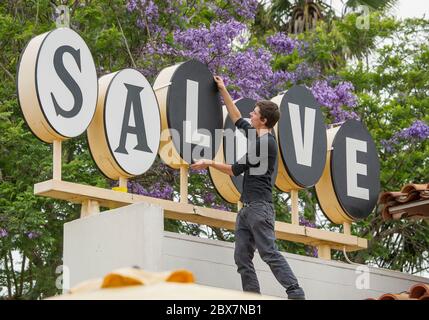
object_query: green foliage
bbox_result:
[0,0,427,300]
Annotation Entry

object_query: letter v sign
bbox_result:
[288,102,316,167]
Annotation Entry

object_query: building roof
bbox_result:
[50,267,279,300]
[367,283,429,300]
[378,183,429,221]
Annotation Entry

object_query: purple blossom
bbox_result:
[310,247,318,258]
[203,193,216,204]
[0,228,8,238]
[212,203,231,212]
[267,33,302,55]
[189,168,208,175]
[174,20,247,71]
[127,0,137,12]
[215,8,233,21]
[382,120,429,153]
[299,216,317,229]
[225,48,275,99]
[212,0,258,20]
[293,63,321,82]
[127,0,164,36]
[230,0,258,20]
[311,80,359,123]
[128,181,174,200]
[298,217,318,257]
[26,231,40,239]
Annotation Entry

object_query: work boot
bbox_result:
[286,283,306,300]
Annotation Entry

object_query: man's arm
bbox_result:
[214,76,241,124]
[190,159,234,176]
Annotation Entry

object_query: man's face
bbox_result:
[249,106,267,129]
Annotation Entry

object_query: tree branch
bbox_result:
[109,1,137,68]
[0,61,15,82]
[8,251,19,296]
[3,254,13,298]
[19,254,26,297]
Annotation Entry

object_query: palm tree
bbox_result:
[269,0,397,33]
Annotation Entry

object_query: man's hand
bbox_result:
[191,159,234,176]
[214,76,226,92]
[190,159,212,170]
[213,75,241,124]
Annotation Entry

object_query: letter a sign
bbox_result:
[87,69,160,179]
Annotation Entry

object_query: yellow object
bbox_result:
[112,186,127,193]
[51,267,277,300]
[69,268,195,294]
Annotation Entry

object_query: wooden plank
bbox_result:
[53,140,62,181]
[34,179,367,252]
[305,227,357,247]
[119,177,127,190]
[317,244,331,260]
[180,165,188,204]
[343,221,351,235]
[290,189,299,225]
[81,199,100,218]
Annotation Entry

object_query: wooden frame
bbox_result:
[34,179,368,259]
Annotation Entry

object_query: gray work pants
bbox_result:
[234,200,299,293]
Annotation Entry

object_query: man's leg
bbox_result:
[234,208,260,293]
[248,202,305,299]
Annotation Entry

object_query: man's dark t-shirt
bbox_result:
[231,118,277,203]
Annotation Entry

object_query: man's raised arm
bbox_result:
[214,76,241,124]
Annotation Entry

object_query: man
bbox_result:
[190,76,306,299]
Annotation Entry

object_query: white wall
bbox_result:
[64,203,429,299]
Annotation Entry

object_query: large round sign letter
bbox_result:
[315,120,380,223]
[87,69,161,179]
[273,85,327,191]
[17,27,98,142]
[154,60,223,168]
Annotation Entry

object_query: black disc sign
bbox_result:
[166,60,223,164]
[278,85,327,188]
[330,119,380,220]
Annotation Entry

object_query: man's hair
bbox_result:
[256,100,280,128]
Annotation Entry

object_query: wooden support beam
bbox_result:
[290,189,299,225]
[119,177,128,190]
[34,179,367,253]
[343,221,351,235]
[180,165,188,204]
[81,199,100,218]
[317,244,331,260]
[53,140,62,181]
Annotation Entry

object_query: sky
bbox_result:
[329,0,429,19]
